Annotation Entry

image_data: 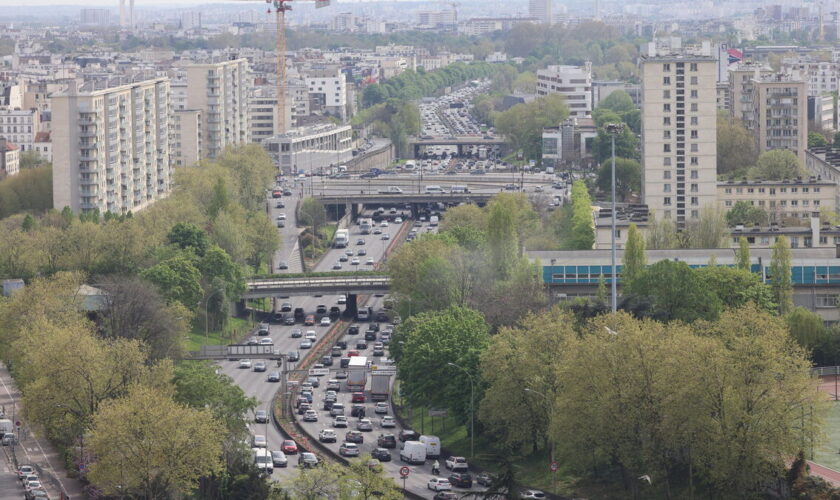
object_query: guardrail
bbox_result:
[248,277,390,288]
[812,366,840,377]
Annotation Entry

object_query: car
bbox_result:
[17,465,35,479]
[347,350,360,358]
[298,452,319,468]
[258,322,270,335]
[320,317,331,327]
[476,472,494,487]
[395,217,403,223]
[327,379,341,391]
[428,478,452,492]
[351,392,366,403]
[399,429,419,442]
[348,324,360,335]
[291,328,303,338]
[382,233,390,240]
[247,337,259,345]
[258,338,273,346]
[305,315,315,326]
[277,260,289,271]
[267,371,281,382]
[336,340,348,349]
[380,221,389,227]
[434,493,460,500]
[377,433,397,448]
[330,403,346,417]
[252,434,267,448]
[446,456,469,472]
[321,355,333,366]
[281,440,298,454]
[284,316,296,325]
[356,340,368,350]
[372,347,384,357]
[371,447,392,462]
[335,370,348,379]
[239,359,252,369]
[306,376,320,388]
[357,418,373,431]
[356,247,367,256]
[300,340,313,349]
[333,262,343,270]
[331,346,343,357]
[338,295,347,304]
[357,238,366,245]
[287,351,300,362]
[339,254,349,262]
[381,416,396,428]
[280,302,293,312]
[255,410,269,423]
[333,415,349,428]
[339,442,360,457]
[519,490,546,499]
[373,228,382,235]
[448,472,473,488]
[351,258,360,265]
[366,258,375,265]
[374,402,389,414]
[271,450,288,468]
[319,429,337,443]
[305,330,317,340]
[345,430,364,443]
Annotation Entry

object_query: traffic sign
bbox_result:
[399,466,410,477]
[550,461,558,472]
[14,421,20,427]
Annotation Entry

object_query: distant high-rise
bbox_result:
[119,0,134,29]
[641,42,718,228]
[528,0,552,24]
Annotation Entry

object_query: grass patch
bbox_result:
[402,404,573,495]
[186,316,252,351]
[814,401,840,469]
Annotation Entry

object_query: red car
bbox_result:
[347,350,360,357]
[281,439,298,454]
[271,189,282,198]
[304,315,315,326]
[351,392,366,403]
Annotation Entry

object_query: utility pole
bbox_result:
[605,123,624,313]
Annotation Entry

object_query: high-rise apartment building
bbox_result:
[528,0,552,24]
[172,109,202,167]
[536,63,592,117]
[728,61,773,129]
[52,78,171,214]
[747,73,807,165]
[185,59,250,159]
[641,45,718,228]
[305,67,347,121]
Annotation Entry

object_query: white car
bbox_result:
[366,258,375,265]
[333,416,349,428]
[303,410,318,422]
[339,442,360,457]
[428,478,452,491]
[446,456,469,471]
[239,359,252,369]
[519,490,546,499]
[338,295,347,304]
[381,416,396,428]
[319,429,337,442]
[357,418,373,431]
[351,258,360,265]
[305,331,317,340]
[252,434,267,448]
[320,317,331,327]
[258,338,273,346]
[395,217,403,223]
[374,402,389,414]
[380,221,389,227]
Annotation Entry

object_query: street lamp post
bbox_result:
[447,362,474,458]
[605,123,625,313]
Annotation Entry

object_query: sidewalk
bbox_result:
[0,363,86,499]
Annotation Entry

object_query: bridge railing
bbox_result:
[246,276,391,289]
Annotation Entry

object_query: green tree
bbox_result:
[645,213,679,250]
[696,265,776,313]
[565,180,595,250]
[717,112,757,176]
[200,245,244,296]
[786,306,827,351]
[736,236,751,271]
[598,90,635,114]
[726,200,769,227]
[487,201,517,278]
[750,149,807,180]
[392,306,490,424]
[809,131,829,148]
[591,125,639,163]
[141,255,203,308]
[622,223,646,286]
[362,83,388,107]
[770,235,794,314]
[298,197,327,239]
[479,307,575,454]
[87,385,224,498]
[208,177,231,219]
[626,260,721,322]
[494,94,569,160]
[167,222,209,256]
[685,205,729,249]
[596,157,641,201]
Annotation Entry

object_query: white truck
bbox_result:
[377,186,403,194]
[347,356,368,392]
[0,419,12,438]
[400,441,427,464]
[370,372,391,401]
[359,218,373,235]
[334,229,350,248]
[252,448,274,474]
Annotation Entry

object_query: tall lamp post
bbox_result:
[204,288,226,339]
[605,123,625,313]
[447,362,474,458]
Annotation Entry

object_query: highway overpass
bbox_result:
[314,191,494,207]
[244,275,391,299]
[407,136,508,158]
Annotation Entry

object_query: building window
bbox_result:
[691,209,699,217]
[663,103,671,112]
[691,184,698,193]
[690,144,698,152]
[664,77,671,85]
[690,63,698,71]
[663,63,671,71]
[664,144,671,152]
[690,157,699,166]
[664,184,671,192]
[664,157,672,166]
[664,197,672,206]
[690,90,698,98]
[690,130,698,139]
[664,170,671,179]
[663,90,671,99]
[725,188,732,194]
[691,76,698,85]
[690,103,698,111]
[663,117,671,125]
[691,116,698,125]
[691,196,699,205]
[663,130,671,139]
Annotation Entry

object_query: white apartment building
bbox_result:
[249,92,278,145]
[305,67,347,121]
[0,138,20,177]
[52,78,172,214]
[0,108,39,152]
[641,45,718,228]
[172,109,202,167]
[418,10,456,27]
[536,63,592,117]
[782,58,840,97]
[747,73,808,165]
[262,123,353,174]
[528,0,552,24]
[185,59,250,159]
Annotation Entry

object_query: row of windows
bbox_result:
[663,196,700,206]
[663,183,700,193]
[663,90,699,98]
[663,169,700,178]
[663,130,699,139]
[662,63,699,72]
[663,103,700,112]
[724,186,821,194]
[546,265,840,287]
[663,144,700,152]
[723,199,822,208]
[663,116,699,126]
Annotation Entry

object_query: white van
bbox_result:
[252,448,274,474]
[424,185,445,194]
[357,308,370,321]
[419,435,441,459]
[429,216,439,227]
[400,440,427,464]
[449,185,469,194]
